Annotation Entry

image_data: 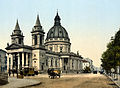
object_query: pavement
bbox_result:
[0,73,119,88]
[106,74,120,88]
[0,76,41,88]
[113,75,120,88]
[24,73,118,88]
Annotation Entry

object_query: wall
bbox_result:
[0,72,8,84]
[0,50,7,72]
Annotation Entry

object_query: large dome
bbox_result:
[46,12,69,40]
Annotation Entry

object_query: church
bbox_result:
[6,12,83,73]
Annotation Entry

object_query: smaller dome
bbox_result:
[46,12,69,40]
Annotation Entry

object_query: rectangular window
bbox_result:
[40,35,42,45]
[60,47,63,52]
[49,47,53,51]
[51,59,53,67]
[55,59,57,67]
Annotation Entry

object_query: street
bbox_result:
[24,73,118,88]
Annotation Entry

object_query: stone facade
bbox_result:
[6,12,83,73]
[82,58,93,71]
[0,49,8,84]
[0,49,7,72]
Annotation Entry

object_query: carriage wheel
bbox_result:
[53,76,55,79]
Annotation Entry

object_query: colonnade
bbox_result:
[7,52,32,72]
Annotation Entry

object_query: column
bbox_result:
[42,35,44,45]
[77,60,79,70]
[29,53,32,67]
[60,58,62,68]
[68,58,70,70]
[72,58,75,70]
[26,53,28,66]
[7,54,10,72]
[32,36,35,45]
[37,35,40,45]
[75,60,77,70]
[70,58,72,70]
[18,53,20,70]
[53,58,55,67]
[22,53,24,67]
[10,54,13,70]
[78,60,79,70]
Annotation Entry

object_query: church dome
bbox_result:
[46,12,69,40]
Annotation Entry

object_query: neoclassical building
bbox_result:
[6,12,83,73]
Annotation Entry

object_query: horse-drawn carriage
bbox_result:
[47,68,61,79]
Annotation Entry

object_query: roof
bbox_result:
[59,52,83,58]
[0,49,6,53]
[31,15,44,33]
[46,12,69,40]
[5,43,32,50]
[11,20,24,37]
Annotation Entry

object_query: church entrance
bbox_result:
[63,58,68,72]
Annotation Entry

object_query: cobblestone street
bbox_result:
[24,73,118,88]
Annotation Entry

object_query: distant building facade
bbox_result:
[82,58,93,71]
[0,49,7,72]
[6,12,83,73]
[0,49,8,84]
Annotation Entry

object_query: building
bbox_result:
[6,12,83,73]
[0,49,8,84]
[0,49,7,72]
[82,58,93,71]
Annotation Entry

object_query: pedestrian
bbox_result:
[12,70,14,77]
[9,69,11,76]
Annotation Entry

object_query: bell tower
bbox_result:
[11,20,24,45]
[31,15,45,48]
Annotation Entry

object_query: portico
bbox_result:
[6,44,32,72]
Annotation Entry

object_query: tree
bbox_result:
[101,29,120,73]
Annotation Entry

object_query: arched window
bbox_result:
[34,35,37,45]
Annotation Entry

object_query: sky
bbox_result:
[0,0,120,67]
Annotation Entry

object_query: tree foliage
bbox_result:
[101,29,120,72]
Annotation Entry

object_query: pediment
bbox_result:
[6,43,22,50]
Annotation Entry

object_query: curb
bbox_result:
[18,82,42,88]
[105,74,120,88]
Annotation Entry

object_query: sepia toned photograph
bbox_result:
[0,0,120,88]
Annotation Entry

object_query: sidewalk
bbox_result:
[0,76,41,88]
[114,75,120,87]
[106,74,120,88]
